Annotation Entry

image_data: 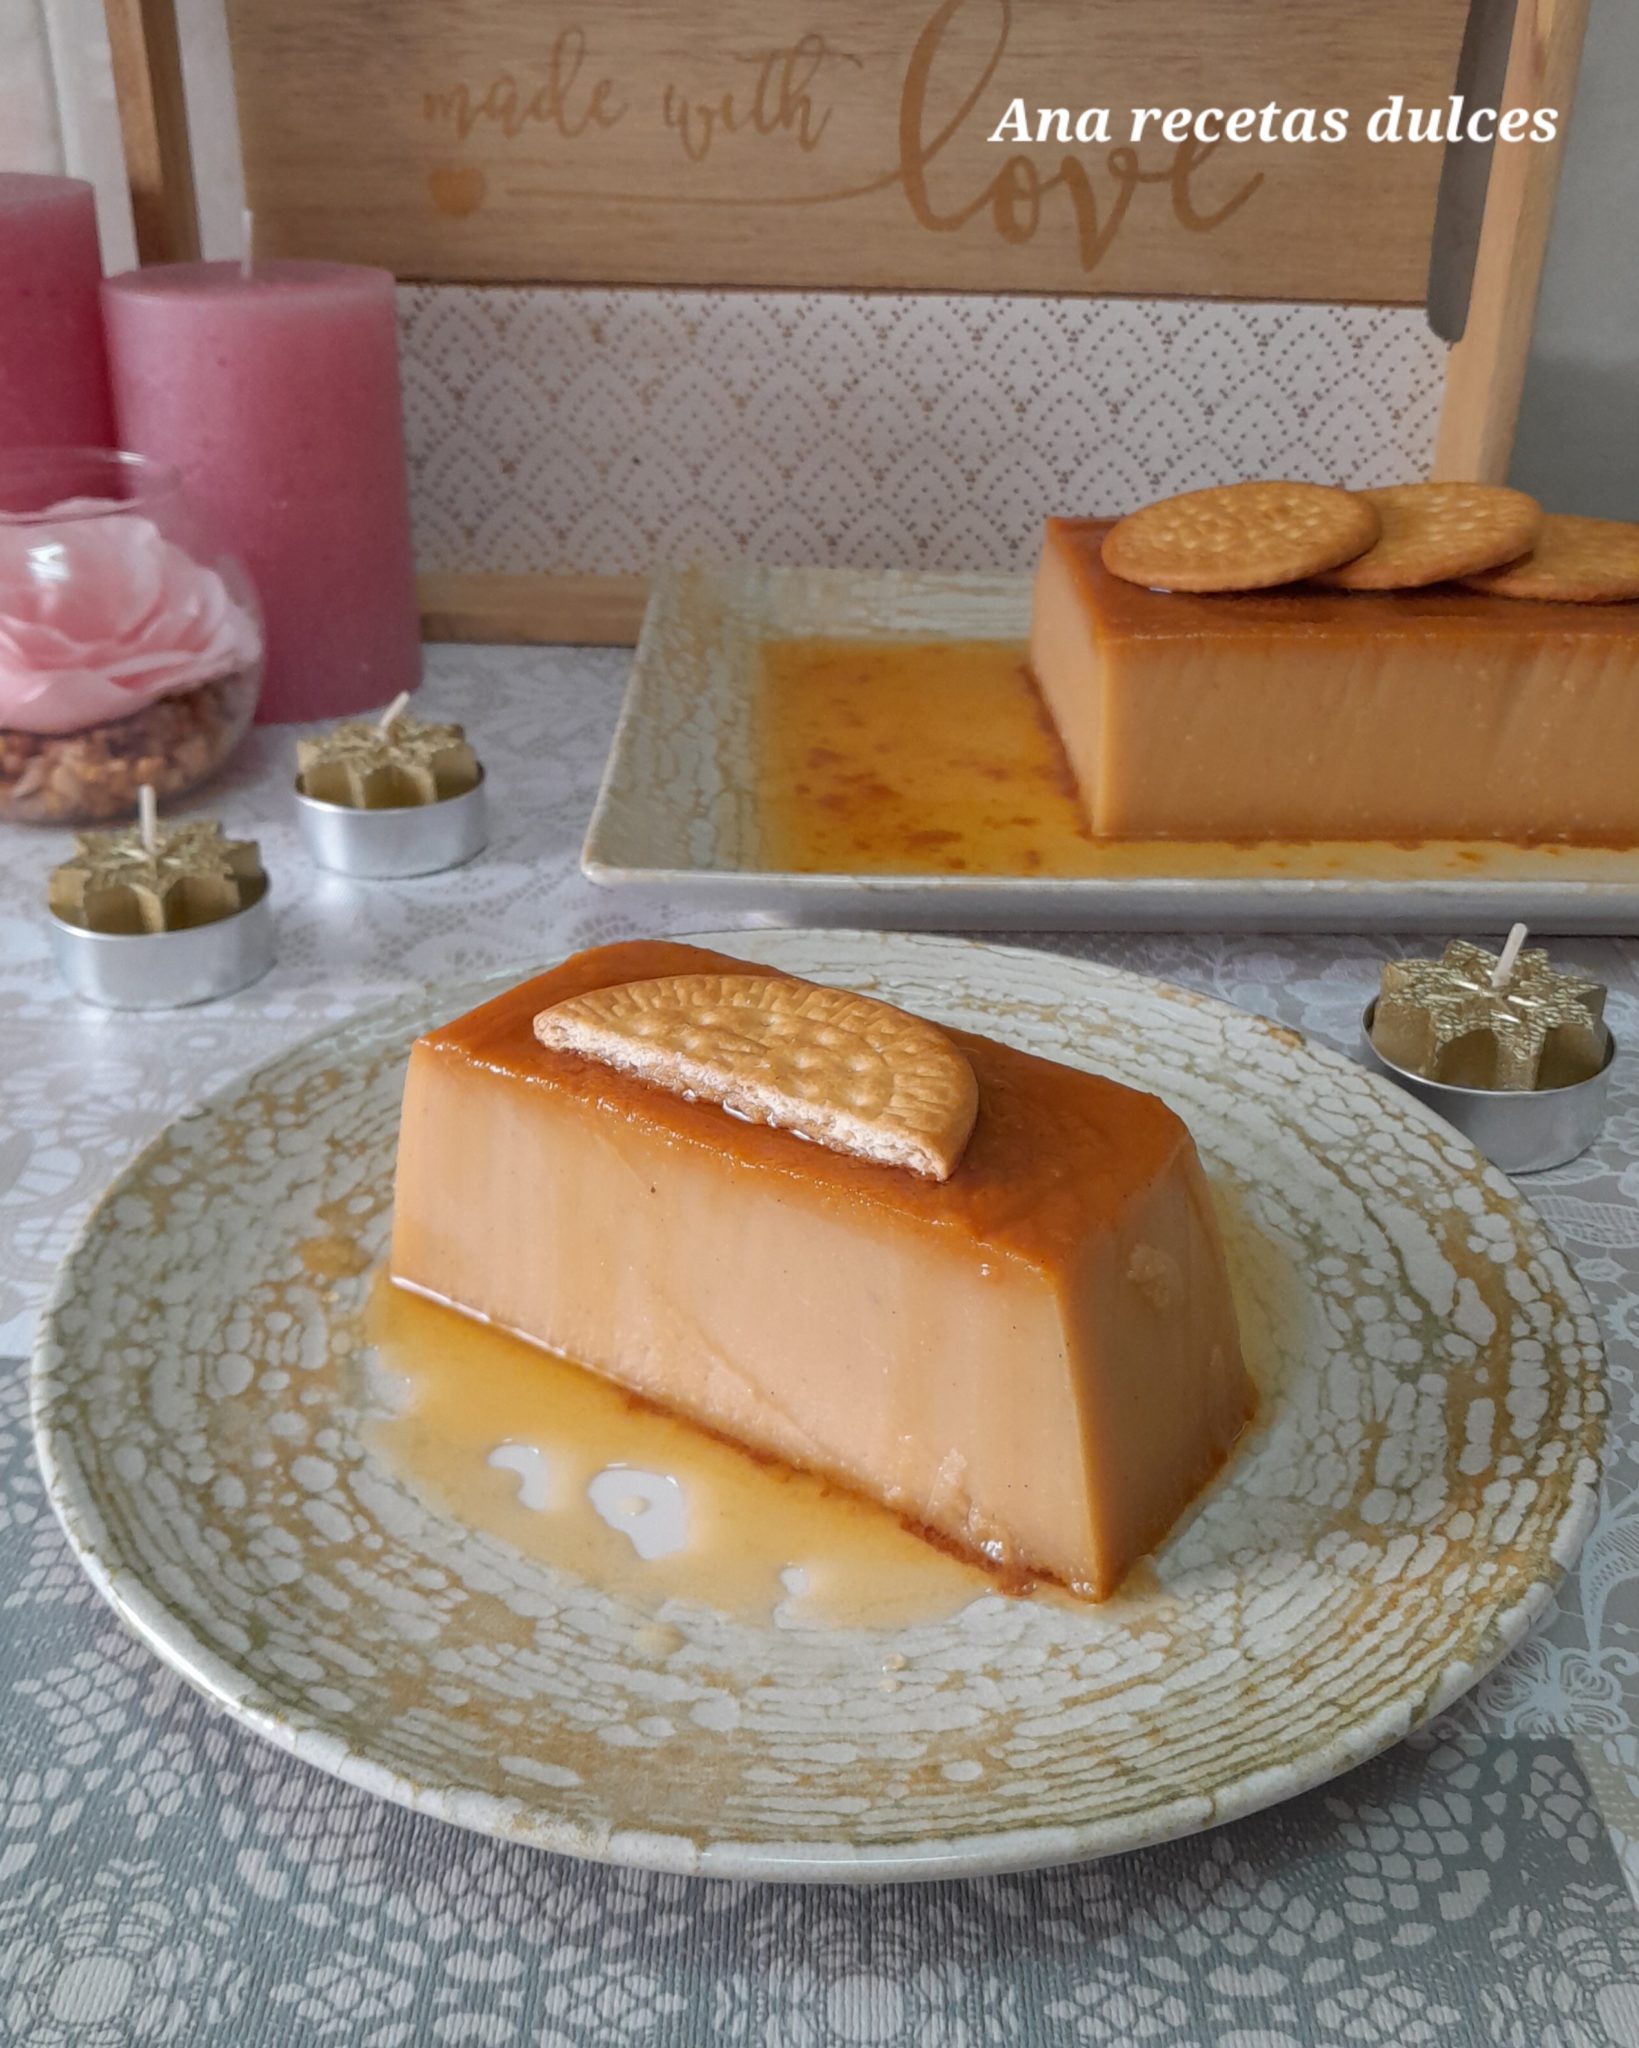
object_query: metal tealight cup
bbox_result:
[293,769,488,878]
[49,884,275,1009]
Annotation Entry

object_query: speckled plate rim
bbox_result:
[30,931,1608,1884]
[582,564,1639,934]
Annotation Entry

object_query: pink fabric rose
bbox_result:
[0,500,260,736]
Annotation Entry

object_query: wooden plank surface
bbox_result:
[226,0,1470,301]
[1434,0,1591,481]
[419,572,648,647]
[104,0,201,264]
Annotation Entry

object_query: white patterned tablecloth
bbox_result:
[1,646,1637,2047]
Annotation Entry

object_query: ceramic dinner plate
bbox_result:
[582,565,1639,932]
[33,931,1604,1881]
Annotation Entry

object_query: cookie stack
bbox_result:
[1099,479,1639,603]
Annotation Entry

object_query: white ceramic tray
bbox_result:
[582,566,1639,933]
[34,931,1602,1881]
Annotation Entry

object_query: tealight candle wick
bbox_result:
[240,208,255,283]
[375,690,412,738]
[138,783,159,857]
[1490,921,1528,991]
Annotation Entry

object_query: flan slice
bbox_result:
[390,940,1252,1599]
[1031,515,1639,842]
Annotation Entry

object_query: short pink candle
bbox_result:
[0,175,115,452]
[102,260,420,723]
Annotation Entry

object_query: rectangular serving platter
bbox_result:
[582,564,1639,934]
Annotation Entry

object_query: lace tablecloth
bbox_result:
[2,646,1636,2048]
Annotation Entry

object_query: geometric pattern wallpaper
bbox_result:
[399,286,1448,575]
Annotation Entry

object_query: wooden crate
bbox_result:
[107,0,1589,642]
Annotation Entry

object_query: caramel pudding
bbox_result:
[1032,516,1639,843]
[391,940,1253,1600]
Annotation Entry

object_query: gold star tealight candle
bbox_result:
[1371,925,1606,1090]
[47,786,275,1007]
[294,693,488,876]
[1362,924,1614,1173]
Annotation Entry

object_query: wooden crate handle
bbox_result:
[1434,0,1591,482]
[104,0,201,265]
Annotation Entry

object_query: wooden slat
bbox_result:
[1433,0,1590,482]
[103,0,201,264]
[225,0,1471,302]
[419,572,649,647]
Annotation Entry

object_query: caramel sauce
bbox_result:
[367,1271,1018,1630]
[757,636,1092,876]
[421,939,1187,1269]
[754,636,1639,879]
[299,1231,374,1282]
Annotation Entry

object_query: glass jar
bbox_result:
[0,447,263,824]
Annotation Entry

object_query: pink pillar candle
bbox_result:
[102,260,421,724]
[0,175,115,453]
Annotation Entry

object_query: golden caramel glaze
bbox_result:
[369,1272,1011,1627]
[756,636,1095,877]
[419,939,1190,1274]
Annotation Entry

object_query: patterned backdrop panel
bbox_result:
[398,287,1448,576]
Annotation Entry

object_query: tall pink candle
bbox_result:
[0,175,115,452]
[102,260,420,724]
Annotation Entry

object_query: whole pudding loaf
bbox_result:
[390,939,1253,1600]
[1031,515,1639,843]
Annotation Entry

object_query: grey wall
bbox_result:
[1509,0,1639,517]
